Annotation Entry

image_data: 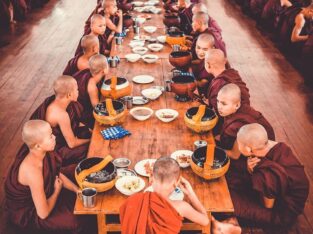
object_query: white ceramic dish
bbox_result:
[142,54,159,63]
[157,35,166,43]
[144,0,158,6]
[133,35,150,41]
[130,107,154,121]
[155,109,179,122]
[132,96,149,105]
[132,46,148,55]
[117,168,137,178]
[143,26,157,33]
[132,1,144,6]
[134,17,146,24]
[125,53,141,62]
[134,159,156,177]
[145,186,184,200]
[170,150,193,168]
[132,75,154,84]
[141,88,162,100]
[147,43,163,52]
[129,40,145,48]
[115,176,145,196]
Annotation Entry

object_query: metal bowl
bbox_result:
[185,106,216,121]
[192,146,229,169]
[113,158,131,168]
[94,100,125,116]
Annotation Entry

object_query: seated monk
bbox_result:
[204,49,250,113]
[73,54,109,129]
[120,157,209,233]
[177,0,195,35]
[191,33,215,96]
[104,0,123,45]
[4,120,94,233]
[83,0,105,35]
[229,123,309,229]
[75,14,109,56]
[191,12,227,59]
[63,35,99,76]
[30,75,90,166]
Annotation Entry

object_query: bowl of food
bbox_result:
[143,26,157,33]
[134,17,146,25]
[130,107,154,121]
[141,88,162,100]
[147,43,163,52]
[125,53,141,63]
[171,150,193,168]
[129,40,145,48]
[142,54,159,63]
[113,158,131,168]
[155,108,178,122]
[115,176,146,196]
[157,35,166,43]
[132,46,148,55]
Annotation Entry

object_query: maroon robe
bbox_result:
[178,4,195,35]
[72,69,102,129]
[230,143,309,228]
[191,59,214,96]
[75,34,108,56]
[249,0,268,18]
[207,68,250,113]
[4,144,94,233]
[63,53,83,76]
[30,95,90,166]
[0,0,11,30]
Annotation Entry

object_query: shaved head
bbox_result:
[237,123,269,150]
[81,35,99,53]
[205,49,227,67]
[193,12,208,26]
[91,14,105,26]
[22,120,51,149]
[104,0,116,8]
[219,83,241,104]
[197,33,215,48]
[89,54,108,76]
[153,157,180,183]
[192,3,208,14]
[53,75,77,98]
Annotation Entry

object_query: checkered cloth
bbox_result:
[101,126,131,140]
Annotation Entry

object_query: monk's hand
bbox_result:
[54,176,63,192]
[178,177,194,197]
[247,157,260,174]
[117,10,123,18]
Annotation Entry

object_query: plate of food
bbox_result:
[132,75,154,84]
[145,186,184,200]
[155,109,178,122]
[134,159,156,177]
[171,150,193,168]
[115,176,146,196]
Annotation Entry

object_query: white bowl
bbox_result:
[142,54,159,63]
[134,35,150,41]
[129,40,145,48]
[132,46,148,55]
[125,53,141,62]
[150,7,161,14]
[155,109,179,122]
[132,1,144,6]
[143,26,157,34]
[157,35,166,43]
[115,176,146,196]
[141,88,162,100]
[130,107,154,121]
[134,17,146,24]
[147,43,163,52]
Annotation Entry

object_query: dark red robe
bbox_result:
[0,0,11,30]
[230,143,309,228]
[249,0,268,18]
[191,59,214,96]
[178,4,195,35]
[63,53,83,76]
[74,34,108,56]
[30,95,90,166]
[120,192,183,234]
[207,68,250,113]
[4,144,95,233]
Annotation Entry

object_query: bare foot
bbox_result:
[212,216,242,234]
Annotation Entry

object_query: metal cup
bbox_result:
[134,26,140,35]
[165,80,172,92]
[115,36,123,45]
[173,44,181,52]
[77,188,97,208]
[194,140,207,151]
[124,96,133,109]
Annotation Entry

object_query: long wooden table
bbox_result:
[74,3,234,234]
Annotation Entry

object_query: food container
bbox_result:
[169,74,196,102]
[101,76,132,100]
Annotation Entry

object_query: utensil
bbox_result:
[194,140,207,150]
[77,188,97,208]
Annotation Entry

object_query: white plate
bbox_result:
[155,109,179,123]
[134,159,156,177]
[145,186,184,200]
[132,75,154,84]
[115,176,146,196]
[171,150,193,168]
[141,88,162,100]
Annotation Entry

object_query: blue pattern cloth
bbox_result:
[101,126,131,140]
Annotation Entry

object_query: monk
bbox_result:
[120,157,209,233]
[73,54,109,129]
[191,33,215,96]
[204,49,250,113]
[104,0,123,42]
[63,35,99,76]
[229,123,310,229]
[191,12,227,59]
[4,120,94,233]
[83,0,105,35]
[30,75,90,166]
[75,14,109,56]
[178,0,195,35]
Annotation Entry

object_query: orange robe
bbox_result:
[120,192,183,234]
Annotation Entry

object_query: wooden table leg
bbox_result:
[202,212,211,234]
[97,213,107,234]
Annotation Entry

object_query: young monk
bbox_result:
[230,123,309,229]
[30,75,90,166]
[63,35,99,76]
[191,12,227,59]
[83,0,106,35]
[204,49,250,113]
[4,120,93,233]
[104,0,123,42]
[75,14,109,56]
[120,157,209,233]
[73,54,109,129]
